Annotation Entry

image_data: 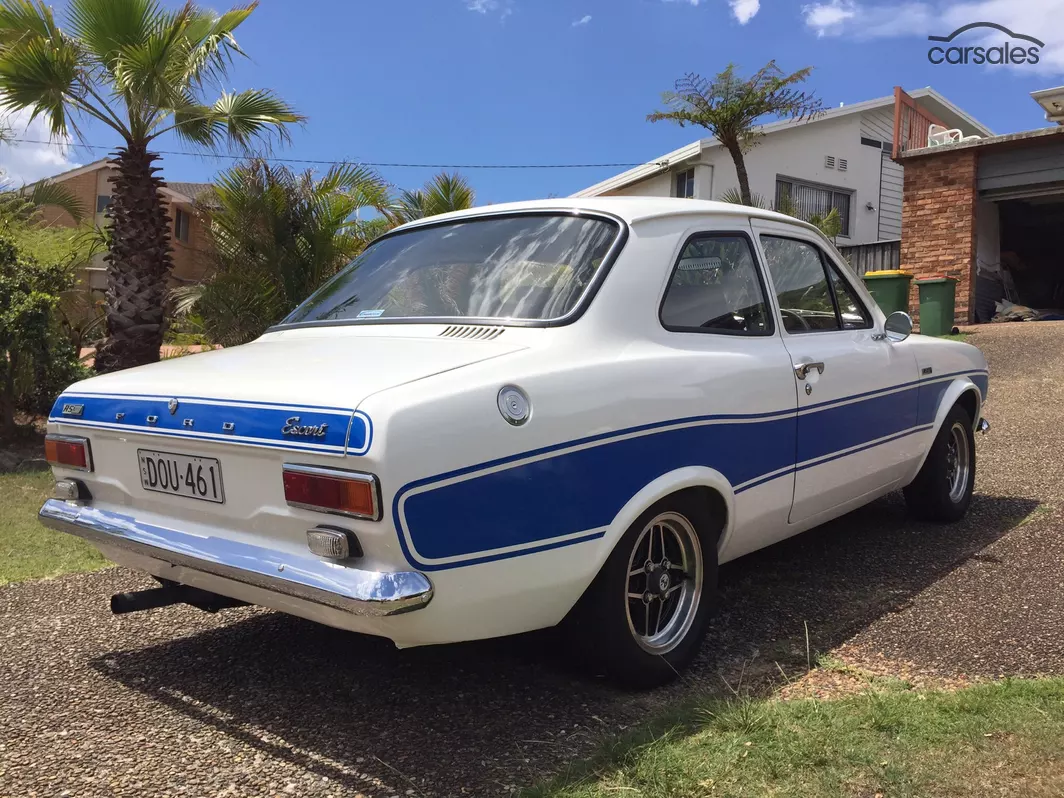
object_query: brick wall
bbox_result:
[167,201,211,285]
[899,149,978,325]
[36,170,99,228]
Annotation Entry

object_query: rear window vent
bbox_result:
[838,158,848,172]
[824,155,836,169]
[439,325,505,341]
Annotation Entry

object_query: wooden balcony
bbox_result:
[892,87,948,159]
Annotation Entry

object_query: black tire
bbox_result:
[563,493,718,689]
[904,403,976,523]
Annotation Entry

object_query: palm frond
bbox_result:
[0,34,80,137]
[169,282,204,316]
[180,3,254,87]
[172,88,303,150]
[0,0,62,45]
[384,172,476,225]
[648,63,823,146]
[24,179,86,221]
[717,187,770,209]
[66,0,164,71]
[422,171,475,217]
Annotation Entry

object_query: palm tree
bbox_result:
[173,158,390,347]
[648,62,823,206]
[386,172,475,226]
[0,0,302,372]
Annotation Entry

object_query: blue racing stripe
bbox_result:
[49,393,371,455]
[399,414,797,565]
[395,369,988,570]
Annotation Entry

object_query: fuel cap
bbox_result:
[498,385,531,426]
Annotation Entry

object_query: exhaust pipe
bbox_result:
[110,585,247,615]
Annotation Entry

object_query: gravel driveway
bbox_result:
[2,322,1062,797]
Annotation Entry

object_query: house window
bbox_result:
[674,168,695,199]
[175,208,190,243]
[96,195,112,214]
[775,177,853,237]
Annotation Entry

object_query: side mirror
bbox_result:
[883,311,913,342]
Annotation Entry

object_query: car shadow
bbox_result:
[89,491,1038,796]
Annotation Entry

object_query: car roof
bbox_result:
[392,196,820,234]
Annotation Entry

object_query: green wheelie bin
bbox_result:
[862,270,912,316]
[914,276,958,337]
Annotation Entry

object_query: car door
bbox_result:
[751,220,920,525]
[654,224,799,559]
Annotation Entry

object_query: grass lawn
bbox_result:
[0,468,108,585]
[526,678,1064,798]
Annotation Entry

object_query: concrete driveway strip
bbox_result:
[2,321,1062,797]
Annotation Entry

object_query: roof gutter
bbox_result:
[571,141,702,197]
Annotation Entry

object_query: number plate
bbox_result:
[138,449,224,504]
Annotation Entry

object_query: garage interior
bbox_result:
[970,118,1064,324]
[975,194,1064,323]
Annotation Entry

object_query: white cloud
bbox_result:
[802,0,857,34]
[802,0,1064,72]
[465,0,512,18]
[0,104,80,186]
[572,14,592,26]
[730,0,760,23]
[661,0,760,24]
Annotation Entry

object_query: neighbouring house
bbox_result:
[28,158,213,290]
[573,87,990,252]
[898,87,1064,324]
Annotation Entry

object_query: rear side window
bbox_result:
[659,233,772,335]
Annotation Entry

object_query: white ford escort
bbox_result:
[42,198,988,687]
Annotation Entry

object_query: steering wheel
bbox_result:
[780,308,812,331]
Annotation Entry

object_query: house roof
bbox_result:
[164,181,214,204]
[572,87,994,198]
[20,158,212,205]
[20,158,111,187]
[1031,86,1064,125]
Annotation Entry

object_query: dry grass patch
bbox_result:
[525,678,1064,798]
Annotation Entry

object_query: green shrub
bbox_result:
[0,232,87,435]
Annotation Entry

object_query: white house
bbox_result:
[573,87,992,246]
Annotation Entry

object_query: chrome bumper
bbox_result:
[978,418,990,435]
[38,499,433,617]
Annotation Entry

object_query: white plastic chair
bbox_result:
[927,124,963,146]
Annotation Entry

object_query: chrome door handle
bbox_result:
[794,361,826,380]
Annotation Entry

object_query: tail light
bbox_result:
[282,465,380,520]
[45,435,92,471]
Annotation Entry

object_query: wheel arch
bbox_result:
[910,378,983,479]
[589,467,735,579]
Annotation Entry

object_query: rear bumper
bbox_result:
[38,499,433,617]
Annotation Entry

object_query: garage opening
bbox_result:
[974,195,1064,323]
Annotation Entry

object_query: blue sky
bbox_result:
[1,0,1060,202]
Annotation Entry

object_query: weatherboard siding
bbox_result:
[879,153,904,240]
[859,107,895,146]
